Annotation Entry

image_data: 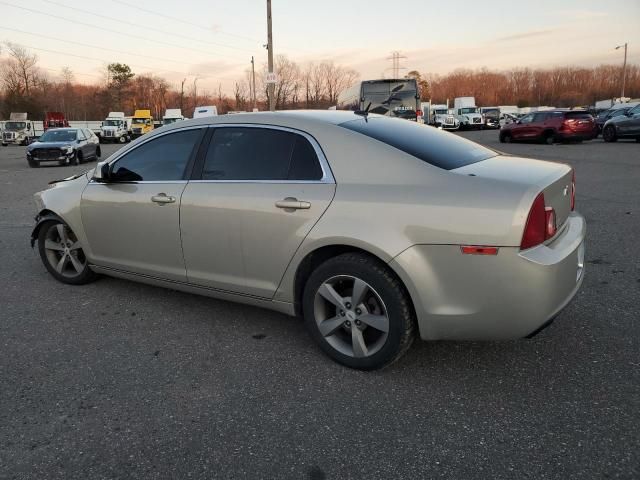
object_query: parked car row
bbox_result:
[499,108,640,144]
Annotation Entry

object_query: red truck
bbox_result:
[43,112,69,131]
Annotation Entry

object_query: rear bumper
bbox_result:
[390,212,586,340]
[556,131,597,141]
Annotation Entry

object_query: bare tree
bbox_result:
[2,42,40,96]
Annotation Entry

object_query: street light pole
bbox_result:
[251,56,257,111]
[615,42,628,98]
[266,0,275,111]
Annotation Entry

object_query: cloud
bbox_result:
[495,29,557,42]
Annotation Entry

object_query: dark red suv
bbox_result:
[499,110,597,144]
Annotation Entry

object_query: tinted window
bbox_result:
[111,129,201,181]
[533,113,548,122]
[339,117,497,170]
[519,114,534,124]
[288,136,323,180]
[202,127,323,181]
[77,129,86,140]
[564,112,592,120]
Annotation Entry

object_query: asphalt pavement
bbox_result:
[1,131,638,479]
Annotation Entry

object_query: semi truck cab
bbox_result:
[131,109,154,138]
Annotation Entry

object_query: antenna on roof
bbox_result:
[354,102,372,121]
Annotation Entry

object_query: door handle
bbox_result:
[151,193,176,204]
[275,197,311,210]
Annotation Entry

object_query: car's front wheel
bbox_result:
[303,253,415,370]
[37,220,98,285]
[603,125,617,142]
[499,132,512,143]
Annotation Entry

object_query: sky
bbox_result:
[0,0,638,94]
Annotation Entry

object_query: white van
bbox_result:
[192,106,218,119]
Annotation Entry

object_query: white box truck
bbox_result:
[192,106,218,119]
[99,112,130,144]
[429,103,460,130]
[453,97,483,130]
[162,108,185,125]
[2,113,37,146]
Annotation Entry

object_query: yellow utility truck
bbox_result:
[130,109,154,138]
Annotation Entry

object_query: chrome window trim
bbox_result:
[197,123,334,184]
[88,125,206,185]
[88,122,335,185]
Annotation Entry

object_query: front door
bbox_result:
[181,126,335,298]
[81,127,204,281]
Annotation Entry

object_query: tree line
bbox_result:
[1,41,637,120]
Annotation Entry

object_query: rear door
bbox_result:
[181,125,336,298]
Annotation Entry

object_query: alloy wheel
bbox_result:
[43,223,88,278]
[313,275,389,358]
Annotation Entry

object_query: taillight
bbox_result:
[545,206,557,237]
[521,193,560,250]
[521,193,546,249]
[570,170,576,211]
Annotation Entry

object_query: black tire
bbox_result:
[37,220,98,285]
[500,132,512,143]
[543,131,555,145]
[95,146,101,159]
[2,143,7,147]
[636,137,640,143]
[28,159,39,168]
[603,125,617,143]
[71,151,80,165]
[303,253,416,370]
[119,135,126,144]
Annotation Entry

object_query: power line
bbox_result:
[0,0,245,61]
[7,41,234,82]
[109,0,264,44]
[42,0,257,54]
[0,26,200,67]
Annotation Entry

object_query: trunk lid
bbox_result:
[454,155,573,231]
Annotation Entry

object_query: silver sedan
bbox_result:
[31,111,586,369]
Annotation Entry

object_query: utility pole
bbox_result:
[615,42,628,98]
[180,78,186,112]
[251,56,257,110]
[266,0,275,111]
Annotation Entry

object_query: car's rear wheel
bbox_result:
[603,125,617,142]
[38,220,98,285]
[95,146,101,159]
[28,159,39,168]
[303,253,415,370]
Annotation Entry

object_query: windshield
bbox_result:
[163,118,180,125]
[5,122,26,131]
[39,130,77,142]
[104,119,121,126]
[340,116,497,170]
[361,80,418,119]
[132,118,146,124]
[433,109,448,115]
[459,107,477,114]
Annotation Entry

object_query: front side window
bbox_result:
[77,129,86,140]
[519,114,534,124]
[202,127,323,181]
[110,129,202,182]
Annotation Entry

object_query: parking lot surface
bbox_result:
[1,132,639,479]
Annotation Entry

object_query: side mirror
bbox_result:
[92,161,110,182]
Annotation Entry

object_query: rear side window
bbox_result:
[339,117,496,170]
[202,127,323,181]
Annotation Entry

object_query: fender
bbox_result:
[30,211,64,248]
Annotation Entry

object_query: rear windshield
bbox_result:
[339,117,497,170]
[564,112,592,120]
